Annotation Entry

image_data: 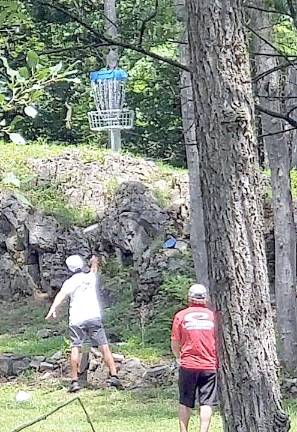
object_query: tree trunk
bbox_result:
[175,0,209,287]
[251,6,297,371]
[104,0,121,151]
[185,0,289,430]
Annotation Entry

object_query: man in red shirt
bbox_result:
[171,284,217,432]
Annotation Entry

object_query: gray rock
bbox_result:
[112,353,125,362]
[32,356,46,362]
[50,351,63,361]
[123,358,143,371]
[39,362,56,372]
[145,365,170,377]
[0,355,12,377]
[30,360,41,370]
[40,371,53,380]
[12,358,30,375]
[174,240,188,251]
[37,329,51,339]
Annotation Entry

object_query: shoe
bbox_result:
[108,374,124,389]
[69,380,80,393]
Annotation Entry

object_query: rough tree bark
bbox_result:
[251,5,297,371]
[175,0,209,287]
[185,0,290,430]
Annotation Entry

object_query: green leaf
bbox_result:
[10,115,24,127]
[30,90,44,101]
[26,50,39,69]
[18,66,29,79]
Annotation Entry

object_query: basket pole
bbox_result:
[109,129,121,152]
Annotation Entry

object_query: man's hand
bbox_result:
[45,309,57,320]
[90,255,101,273]
[90,255,100,266]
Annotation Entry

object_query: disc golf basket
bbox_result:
[88,68,134,151]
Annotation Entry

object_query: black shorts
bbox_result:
[178,367,218,409]
[69,319,108,348]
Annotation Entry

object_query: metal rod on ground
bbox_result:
[11,397,97,432]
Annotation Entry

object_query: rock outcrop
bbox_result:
[0,192,93,298]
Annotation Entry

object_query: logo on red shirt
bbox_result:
[183,312,214,331]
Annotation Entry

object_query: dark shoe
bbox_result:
[108,374,124,389]
[69,380,80,393]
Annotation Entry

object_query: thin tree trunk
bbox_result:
[175,0,209,288]
[251,6,297,370]
[105,0,121,151]
[185,0,289,430]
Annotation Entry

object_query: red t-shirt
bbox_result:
[171,304,217,371]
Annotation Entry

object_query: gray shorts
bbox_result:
[69,319,108,348]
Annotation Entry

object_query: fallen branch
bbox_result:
[11,397,96,432]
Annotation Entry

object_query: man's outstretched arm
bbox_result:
[45,289,68,320]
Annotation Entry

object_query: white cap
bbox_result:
[66,255,85,273]
[188,284,207,300]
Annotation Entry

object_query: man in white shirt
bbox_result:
[46,254,121,392]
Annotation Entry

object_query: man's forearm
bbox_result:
[49,291,66,313]
[171,340,181,361]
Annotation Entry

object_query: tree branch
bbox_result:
[28,0,190,72]
[255,104,297,128]
[244,2,292,17]
[247,24,297,82]
[287,105,297,116]
[251,52,297,58]
[287,0,297,27]
[258,127,296,139]
[253,60,297,83]
[247,24,293,63]
[139,0,159,47]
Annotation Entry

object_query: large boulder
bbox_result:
[100,182,169,260]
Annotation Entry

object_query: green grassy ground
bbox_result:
[0,300,69,357]
[1,299,297,431]
[0,299,164,362]
[0,383,223,432]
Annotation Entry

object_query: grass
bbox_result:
[1,382,297,432]
[0,299,164,362]
[1,299,297,432]
[0,300,69,357]
[0,383,223,432]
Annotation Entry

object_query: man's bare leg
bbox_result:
[99,344,117,375]
[69,346,81,392]
[179,404,192,432]
[199,405,212,432]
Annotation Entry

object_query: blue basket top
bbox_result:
[90,69,128,82]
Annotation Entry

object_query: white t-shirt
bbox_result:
[61,271,102,326]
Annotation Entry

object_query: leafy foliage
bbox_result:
[0,50,79,143]
[1,0,185,165]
